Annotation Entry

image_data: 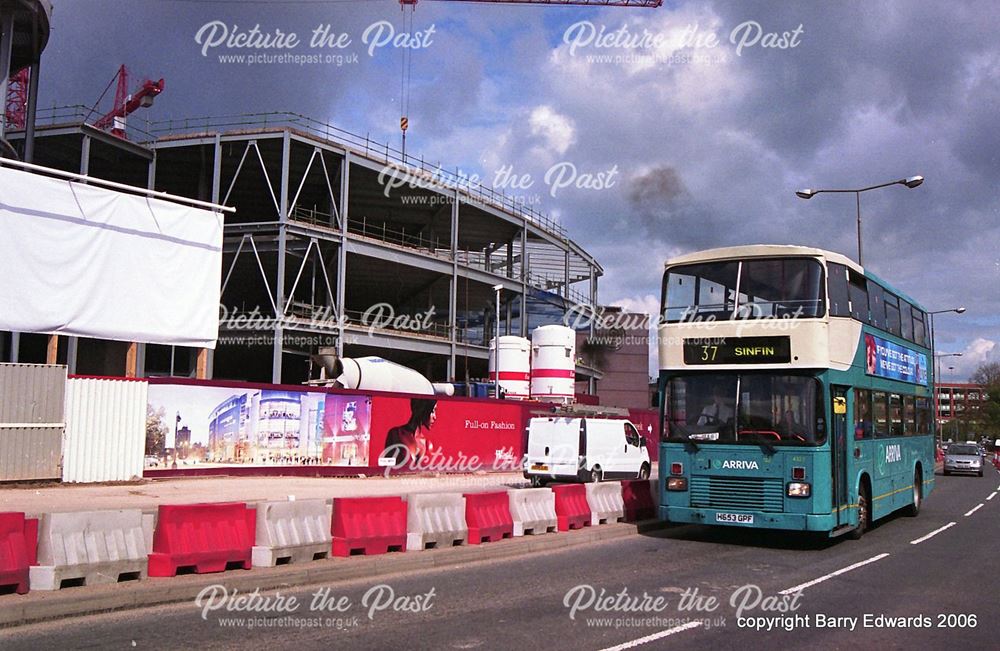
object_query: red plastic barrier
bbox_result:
[331,496,407,556]
[464,492,514,544]
[147,503,255,577]
[621,480,655,522]
[552,484,591,531]
[0,513,38,594]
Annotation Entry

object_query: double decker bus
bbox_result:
[656,245,934,538]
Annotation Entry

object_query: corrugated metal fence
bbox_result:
[63,377,147,483]
[0,363,67,481]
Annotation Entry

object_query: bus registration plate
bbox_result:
[716,512,753,524]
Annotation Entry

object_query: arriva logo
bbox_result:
[885,444,902,464]
[722,460,760,470]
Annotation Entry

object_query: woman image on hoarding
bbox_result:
[865,334,878,375]
[383,398,437,466]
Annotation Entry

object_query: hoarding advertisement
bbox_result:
[146,380,529,474]
[147,382,370,468]
[371,395,527,473]
[147,380,657,475]
[864,333,929,386]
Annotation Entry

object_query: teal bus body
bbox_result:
[657,246,935,537]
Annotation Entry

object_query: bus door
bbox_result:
[831,386,850,526]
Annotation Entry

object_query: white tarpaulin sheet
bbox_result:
[0,166,223,348]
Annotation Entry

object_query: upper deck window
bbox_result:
[662,257,824,323]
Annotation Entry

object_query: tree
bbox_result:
[146,405,168,455]
[971,361,1000,387]
[971,361,1000,439]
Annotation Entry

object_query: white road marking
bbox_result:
[964,503,984,517]
[778,553,889,595]
[598,621,704,651]
[987,492,997,501]
[910,522,957,545]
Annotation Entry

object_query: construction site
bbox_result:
[0,0,664,399]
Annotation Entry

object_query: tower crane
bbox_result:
[91,65,165,139]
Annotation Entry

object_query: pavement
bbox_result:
[0,472,533,516]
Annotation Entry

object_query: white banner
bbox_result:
[0,166,223,348]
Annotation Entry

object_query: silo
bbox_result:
[530,325,576,403]
[489,336,531,400]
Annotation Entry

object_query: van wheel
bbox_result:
[638,463,650,480]
[590,466,603,483]
[904,469,921,517]
[850,483,870,540]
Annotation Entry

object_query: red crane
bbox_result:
[4,69,30,131]
[92,65,165,139]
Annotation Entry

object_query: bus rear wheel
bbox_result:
[905,469,922,517]
[850,483,870,540]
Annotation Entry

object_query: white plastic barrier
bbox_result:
[508,488,558,536]
[29,509,150,590]
[252,499,333,567]
[585,482,625,526]
[406,492,467,551]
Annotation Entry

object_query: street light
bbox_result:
[948,365,959,438]
[934,352,963,433]
[492,284,503,400]
[795,175,924,266]
[926,306,966,436]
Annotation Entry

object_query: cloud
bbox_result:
[30,0,1000,374]
[528,105,576,157]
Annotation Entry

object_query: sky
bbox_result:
[34,0,999,380]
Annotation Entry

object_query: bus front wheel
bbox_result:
[905,469,922,517]
[850,482,870,540]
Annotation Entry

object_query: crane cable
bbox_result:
[399,3,414,160]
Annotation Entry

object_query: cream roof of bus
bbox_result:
[664,245,863,274]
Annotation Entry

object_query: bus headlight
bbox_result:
[667,477,688,491]
[787,482,811,498]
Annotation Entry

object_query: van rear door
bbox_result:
[527,417,581,478]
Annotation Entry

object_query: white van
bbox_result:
[523,415,651,486]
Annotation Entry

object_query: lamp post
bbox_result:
[927,306,966,439]
[492,283,503,400]
[934,352,963,435]
[795,175,923,266]
[948,365,959,439]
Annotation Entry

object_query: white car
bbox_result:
[524,415,651,486]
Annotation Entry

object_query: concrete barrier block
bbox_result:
[406,492,467,551]
[507,488,557,537]
[29,510,148,590]
[585,482,625,526]
[252,499,333,567]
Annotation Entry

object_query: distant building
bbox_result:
[576,307,651,410]
[175,426,191,448]
[935,381,987,430]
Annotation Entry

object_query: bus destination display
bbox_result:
[683,336,792,365]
